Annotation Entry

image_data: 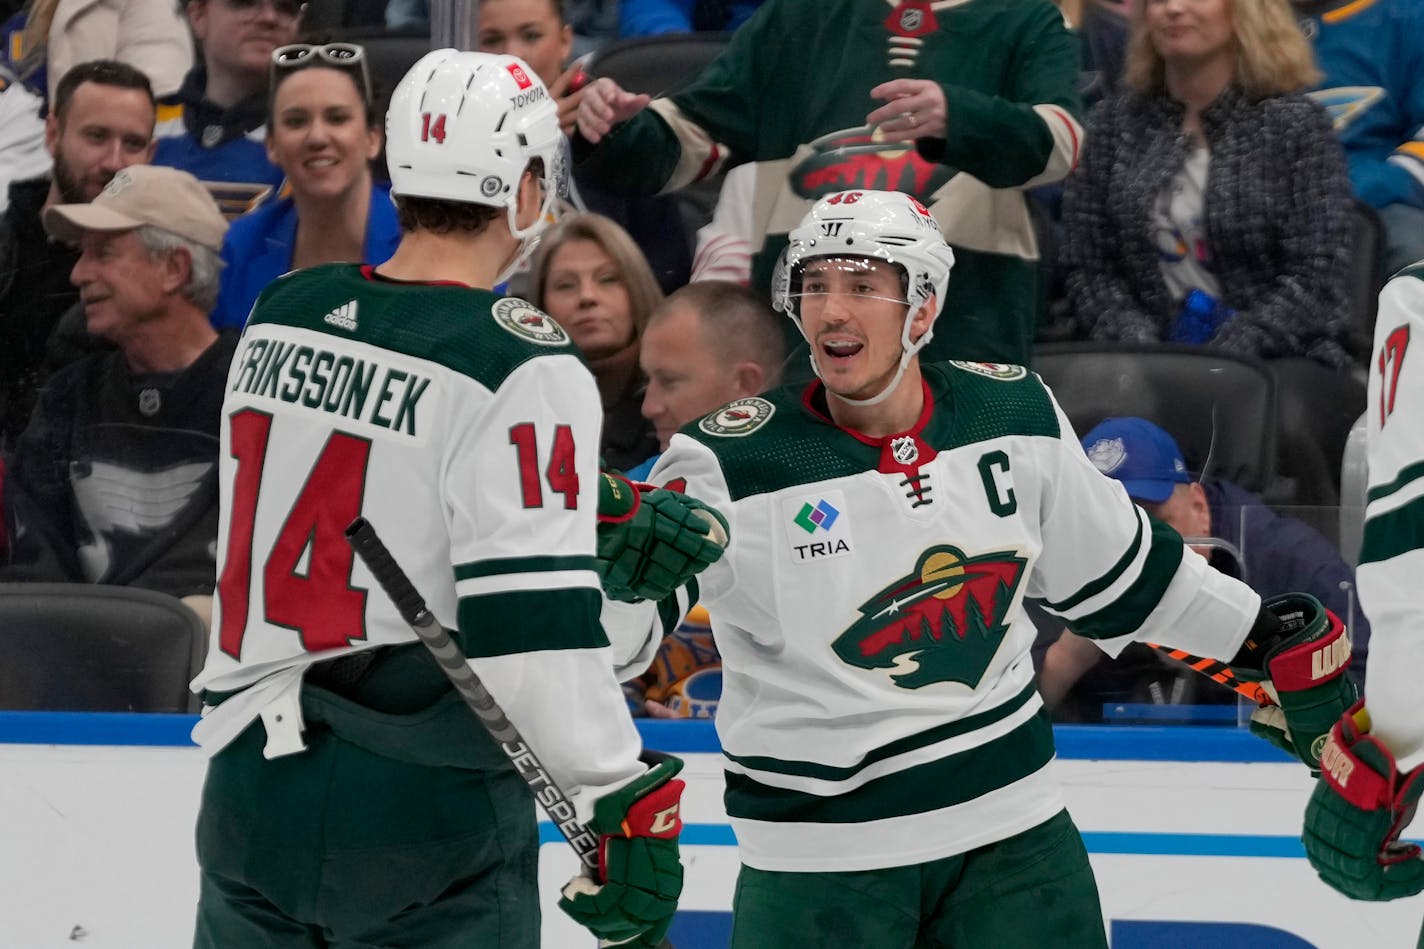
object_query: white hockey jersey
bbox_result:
[1359,267,1424,771]
[622,361,1262,871]
[191,263,644,818]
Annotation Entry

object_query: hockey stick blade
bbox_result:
[1146,642,1275,706]
[344,517,602,874]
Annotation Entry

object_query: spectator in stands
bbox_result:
[154,0,300,204]
[1060,0,1355,369]
[0,68,49,213]
[619,0,765,37]
[0,164,235,599]
[211,43,395,330]
[1038,417,1370,719]
[574,0,1083,366]
[40,0,194,99]
[627,279,786,479]
[0,59,155,449]
[532,212,663,471]
[1293,0,1424,279]
[476,0,588,138]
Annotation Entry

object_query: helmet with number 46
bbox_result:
[773,190,955,404]
[386,49,564,245]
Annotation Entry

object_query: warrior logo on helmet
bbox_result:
[832,545,1026,689]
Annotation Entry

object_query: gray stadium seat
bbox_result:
[0,584,207,712]
[1033,343,1279,495]
[587,32,731,97]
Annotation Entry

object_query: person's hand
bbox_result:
[1228,593,1358,770]
[559,752,686,946]
[644,698,680,719]
[1303,703,1424,900]
[576,77,652,143]
[866,78,948,142]
[596,473,729,603]
[549,60,590,138]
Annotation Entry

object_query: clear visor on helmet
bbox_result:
[783,255,911,320]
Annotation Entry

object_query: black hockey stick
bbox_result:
[344,517,678,949]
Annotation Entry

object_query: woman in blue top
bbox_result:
[211,43,400,329]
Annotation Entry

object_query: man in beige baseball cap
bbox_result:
[0,163,238,604]
[44,163,228,254]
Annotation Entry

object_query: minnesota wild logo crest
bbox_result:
[831,545,1026,689]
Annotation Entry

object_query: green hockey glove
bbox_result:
[596,472,728,603]
[559,752,686,946]
[1303,702,1424,901]
[1228,593,1358,770]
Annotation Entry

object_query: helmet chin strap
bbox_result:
[496,185,555,285]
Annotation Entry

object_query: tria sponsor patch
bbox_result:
[782,491,852,562]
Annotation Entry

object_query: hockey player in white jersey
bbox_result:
[189,50,723,948]
[1303,266,1424,919]
[605,189,1357,947]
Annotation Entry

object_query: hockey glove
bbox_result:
[596,472,728,603]
[1303,702,1424,901]
[1228,593,1357,770]
[559,751,686,946]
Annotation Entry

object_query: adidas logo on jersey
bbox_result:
[324,300,359,331]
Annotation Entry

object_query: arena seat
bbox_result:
[1345,199,1384,364]
[587,32,731,97]
[1033,343,1279,496]
[0,584,207,713]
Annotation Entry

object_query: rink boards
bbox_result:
[1,714,1421,948]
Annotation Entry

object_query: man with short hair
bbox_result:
[188,50,719,948]
[599,189,1358,947]
[0,58,156,447]
[152,0,299,198]
[0,163,235,599]
[630,279,786,479]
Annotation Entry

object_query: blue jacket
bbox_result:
[1300,0,1424,210]
[212,181,401,330]
[1204,479,1372,669]
[619,0,763,36]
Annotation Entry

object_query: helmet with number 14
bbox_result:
[385,49,565,280]
[774,190,955,406]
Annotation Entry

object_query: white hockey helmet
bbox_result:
[773,190,955,406]
[386,50,564,272]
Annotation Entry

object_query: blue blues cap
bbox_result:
[1081,417,1191,503]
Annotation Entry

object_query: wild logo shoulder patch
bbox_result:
[491,298,569,346]
[948,361,1027,381]
[699,397,775,437]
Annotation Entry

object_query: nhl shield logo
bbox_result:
[491,298,569,346]
[885,0,937,37]
[1085,437,1128,475]
[891,435,919,465]
[699,397,775,437]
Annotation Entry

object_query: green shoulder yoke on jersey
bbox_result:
[675,361,1058,501]
[249,263,585,391]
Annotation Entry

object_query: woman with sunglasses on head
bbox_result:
[210,43,400,330]
[154,0,302,192]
